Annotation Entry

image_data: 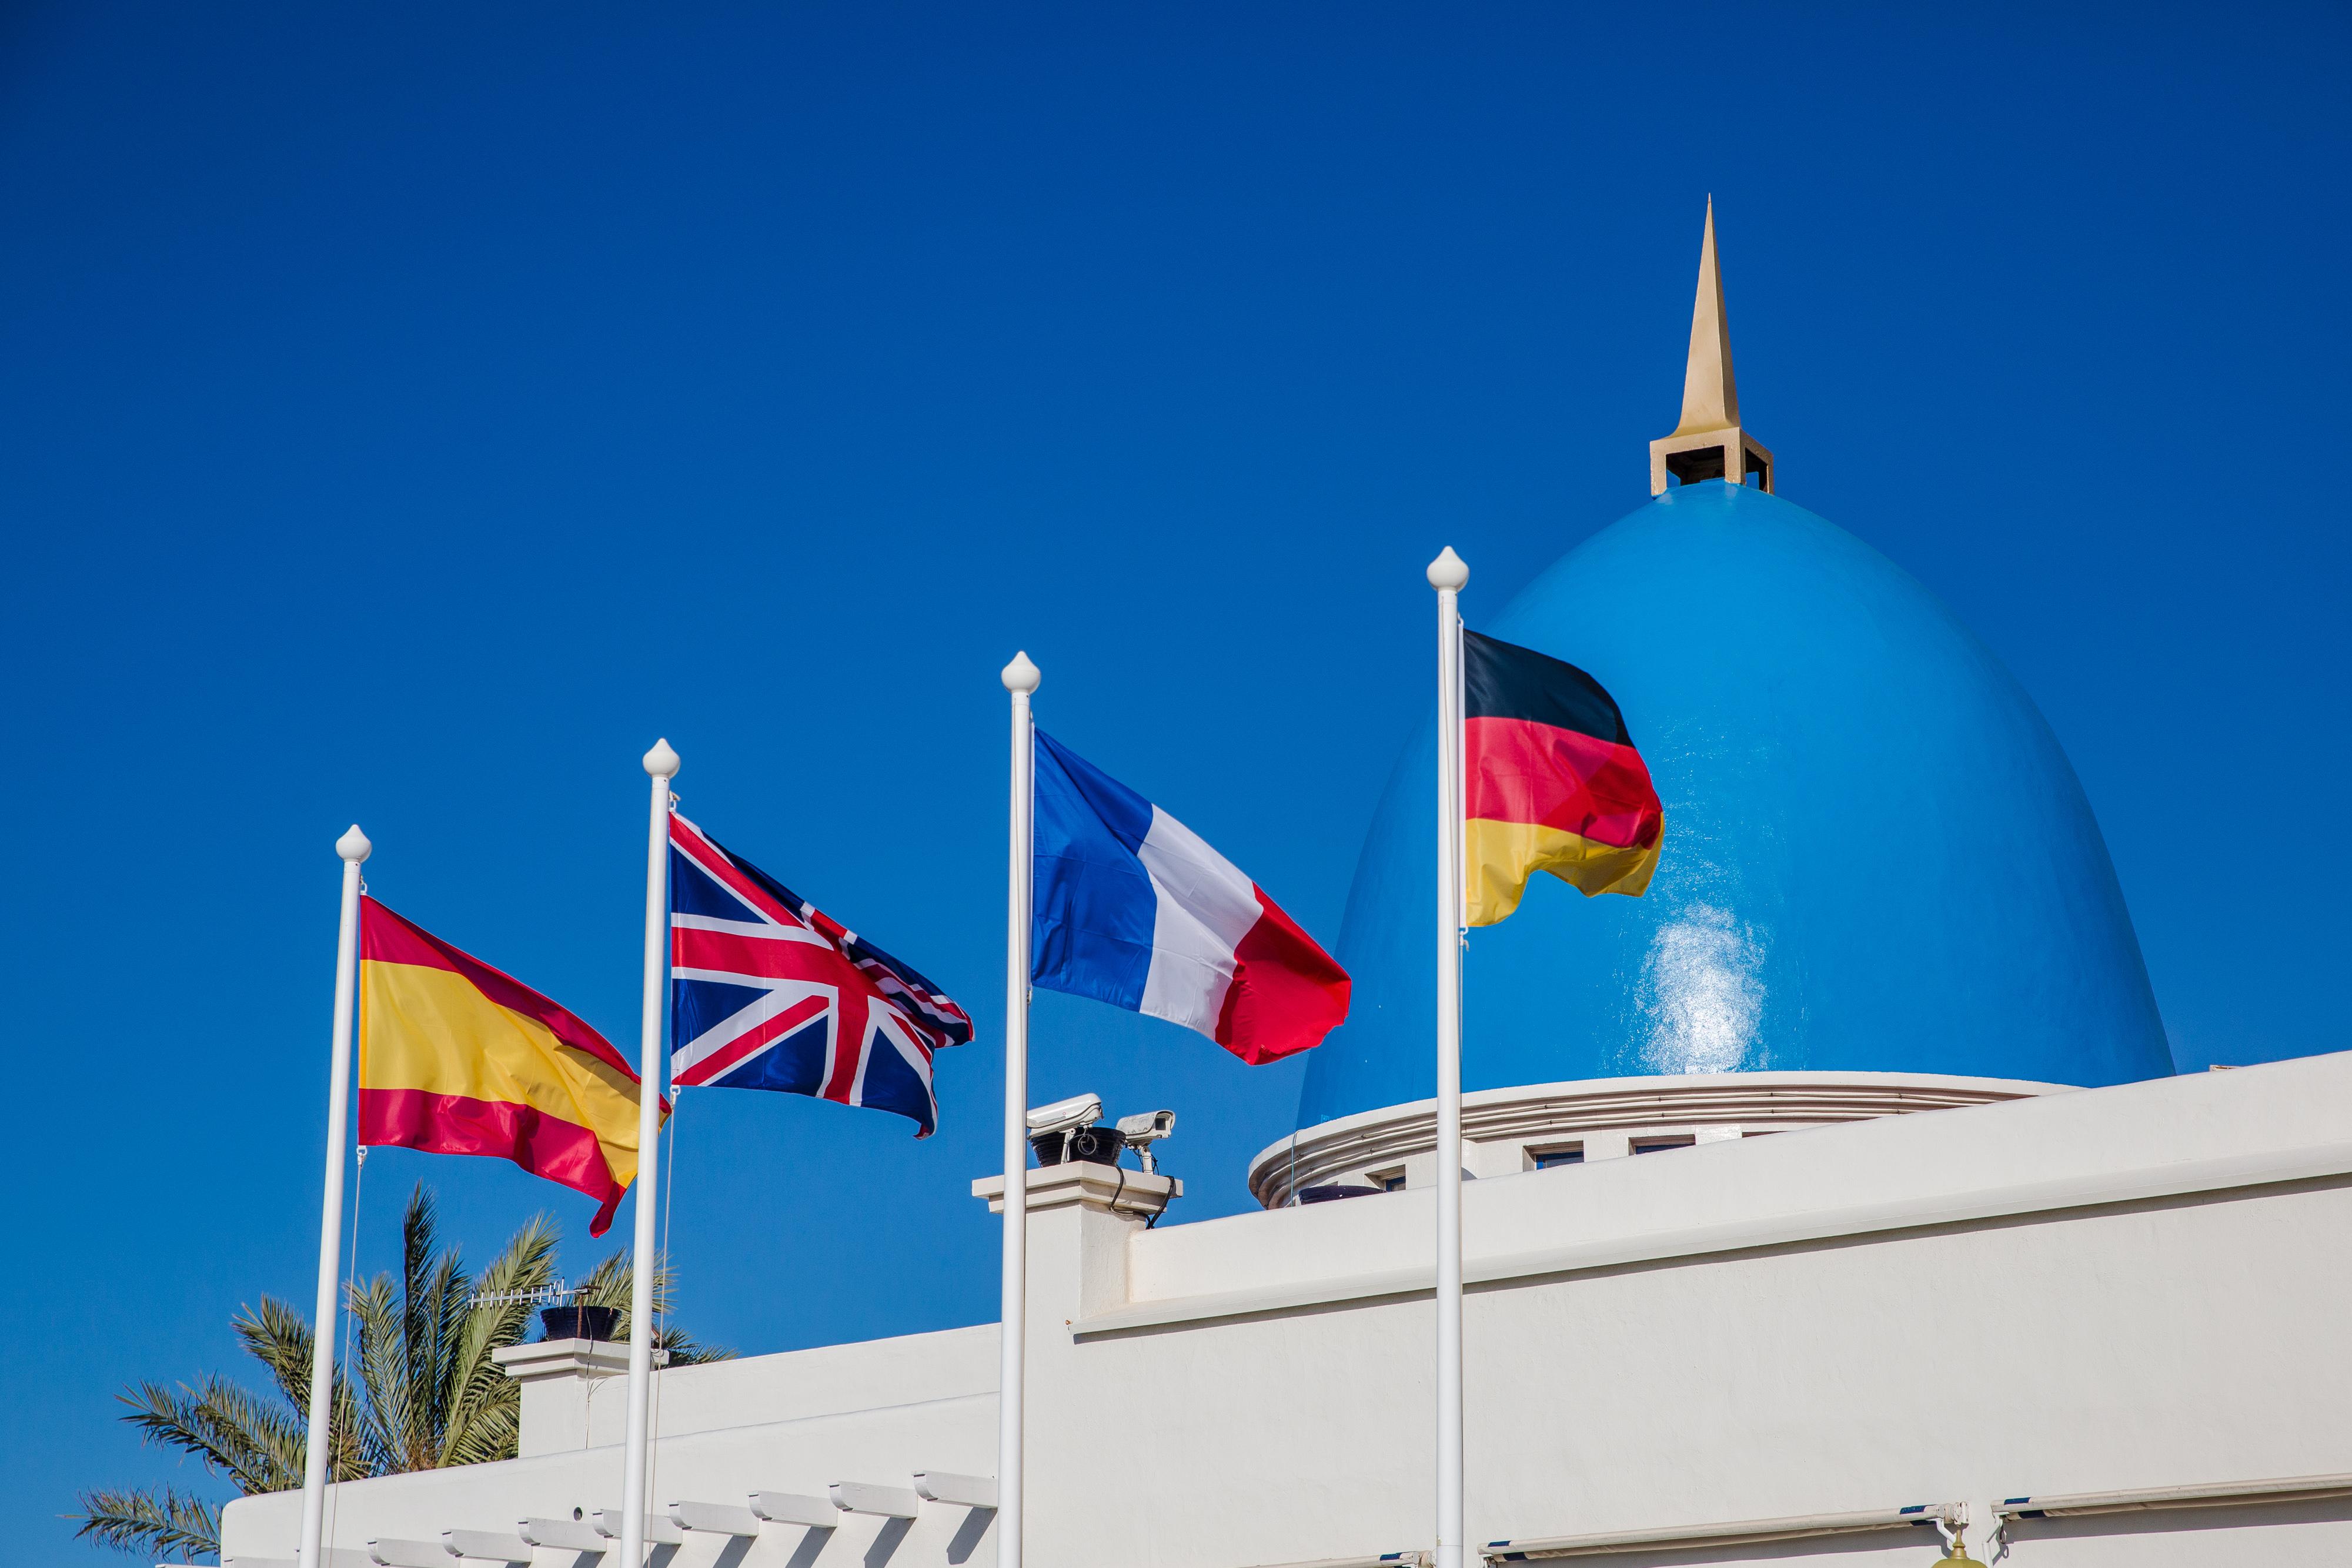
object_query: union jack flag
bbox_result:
[667,811,971,1136]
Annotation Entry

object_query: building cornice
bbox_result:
[1095,1136,2352,1338]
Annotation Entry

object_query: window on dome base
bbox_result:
[1367,1167,1406,1192]
[1529,1145,1585,1170]
[1632,1135,1696,1155]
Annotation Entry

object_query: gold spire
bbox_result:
[1673,196,1738,434]
[1648,198,1773,496]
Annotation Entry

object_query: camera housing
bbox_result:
[1115,1109,1178,1173]
[1024,1092,1107,1167]
[1023,1092,1102,1138]
[1017,1096,1179,1173]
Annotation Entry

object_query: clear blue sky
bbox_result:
[5,4,2346,1559]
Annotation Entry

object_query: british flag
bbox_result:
[667,811,971,1136]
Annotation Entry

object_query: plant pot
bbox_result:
[1028,1125,1125,1167]
[539,1304,621,1342]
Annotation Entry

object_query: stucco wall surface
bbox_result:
[223,1389,998,1567]
[223,1050,2352,1568]
[512,1323,998,1456]
[1126,1051,2346,1311]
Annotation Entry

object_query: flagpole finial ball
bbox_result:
[1427,547,1469,592]
[643,738,681,780]
[1001,651,1041,694]
[336,824,372,864]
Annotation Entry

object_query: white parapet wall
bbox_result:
[224,1049,2352,1567]
[1245,1069,2070,1205]
[493,1321,998,1457]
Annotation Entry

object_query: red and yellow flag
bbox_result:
[1464,630,1665,925]
[358,898,656,1235]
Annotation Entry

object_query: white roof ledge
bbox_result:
[1995,1473,2352,1519]
[1484,1502,1963,1560]
[1085,1139,2352,1336]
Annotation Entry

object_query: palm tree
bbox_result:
[75,1184,725,1562]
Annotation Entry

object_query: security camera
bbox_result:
[1024,1092,1114,1167]
[1025,1093,1103,1138]
[1116,1109,1176,1173]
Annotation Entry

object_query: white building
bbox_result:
[220,213,2352,1568]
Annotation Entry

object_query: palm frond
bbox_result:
[350,1273,413,1475]
[439,1391,523,1469]
[231,1296,314,1410]
[415,1251,469,1466]
[436,1213,557,1468]
[190,1376,309,1493]
[230,1295,370,1482]
[397,1185,460,1471]
[116,1375,303,1496]
[87,1179,727,1532]
[74,1485,220,1560]
[574,1251,629,1312]
[653,1320,733,1365]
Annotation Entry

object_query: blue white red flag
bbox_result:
[667,811,971,1136]
[1031,730,1349,1064]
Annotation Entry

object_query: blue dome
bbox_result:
[1299,481,2170,1128]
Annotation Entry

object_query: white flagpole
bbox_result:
[622,739,680,1568]
[999,651,1040,1568]
[1427,547,1469,1568]
[297,824,370,1568]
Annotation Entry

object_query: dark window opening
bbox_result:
[1665,444,1728,486]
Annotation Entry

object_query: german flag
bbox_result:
[1464,630,1663,925]
[358,898,659,1235]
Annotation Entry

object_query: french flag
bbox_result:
[1031,730,1350,1064]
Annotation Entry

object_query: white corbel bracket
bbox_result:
[366,1543,450,1568]
[443,1531,532,1565]
[753,1492,843,1528]
[672,1500,764,1537]
[914,1472,999,1509]
[830,1481,923,1519]
[590,1509,684,1546]
[519,1517,608,1552]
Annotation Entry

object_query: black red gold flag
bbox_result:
[1463,630,1664,925]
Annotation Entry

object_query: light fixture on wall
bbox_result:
[1934,1519,1986,1565]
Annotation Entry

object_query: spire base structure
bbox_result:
[1649,423,1773,496]
[1649,197,1773,497]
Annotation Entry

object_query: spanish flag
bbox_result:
[358,898,655,1236]
[1464,630,1664,925]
